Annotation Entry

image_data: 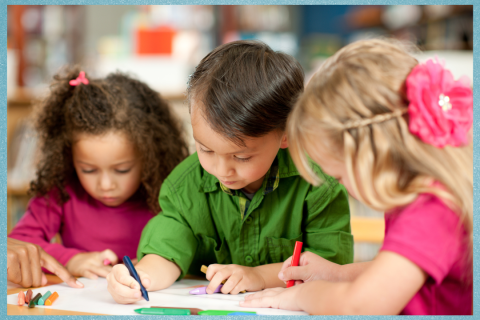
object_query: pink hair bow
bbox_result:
[69,71,89,86]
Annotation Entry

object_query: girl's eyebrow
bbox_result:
[76,160,135,166]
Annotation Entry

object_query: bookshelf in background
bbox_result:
[344,5,473,50]
[7,5,86,89]
[7,90,36,233]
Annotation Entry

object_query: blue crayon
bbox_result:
[123,256,149,301]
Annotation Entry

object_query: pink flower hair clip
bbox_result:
[69,71,89,86]
[406,58,473,148]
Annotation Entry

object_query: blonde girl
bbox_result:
[240,39,473,315]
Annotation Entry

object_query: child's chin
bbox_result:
[99,197,124,207]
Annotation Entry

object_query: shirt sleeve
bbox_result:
[381,195,465,284]
[8,194,84,266]
[303,175,354,265]
[137,178,198,280]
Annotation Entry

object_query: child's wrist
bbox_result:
[251,266,267,290]
[332,263,346,282]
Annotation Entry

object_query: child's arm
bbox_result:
[279,251,372,284]
[106,254,181,304]
[241,251,427,315]
[9,195,119,279]
[136,254,180,290]
[8,196,84,265]
[205,263,284,294]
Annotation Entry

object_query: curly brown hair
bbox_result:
[30,66,189,213]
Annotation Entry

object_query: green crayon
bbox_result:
[134,308,191,315]
[28,293,42,308]
[38,291,51,305]
[198,310,257,316]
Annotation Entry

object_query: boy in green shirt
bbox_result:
[107,40,353,304]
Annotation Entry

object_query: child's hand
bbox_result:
[66,249,118,279]
[206,264,265,294]
[240,286,303,311]
[278,251,340,284]
[106,264,151,304]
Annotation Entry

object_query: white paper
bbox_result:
[7,278,307,315]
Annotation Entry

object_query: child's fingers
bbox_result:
[205,264,225,281]
[40,250,83,288]
[107,267,142,300]
[240,295,276,308]
[207,266,232,294]
[89,265,113,278]
[298,251,313,266]
[278,256,293,280]
[83,270,99,280]
[279,265,309,283]
[229,279,247,295]
[110,283,142,301]
[243,288,283,301]
[99,249,119,265]
[106,272,142,304]
[221,272,242,294]
[25,243,43,287]
[113,265,139,289]
[280,256,293,270]
[137,270,151,289]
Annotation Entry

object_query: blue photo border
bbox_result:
[1,1,477,319]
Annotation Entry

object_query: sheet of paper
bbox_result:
[7,278,307,315]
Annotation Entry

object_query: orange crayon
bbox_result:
[17,291,25,306]
[44,292,59,306]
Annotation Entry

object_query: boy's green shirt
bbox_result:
[138,148,353,279]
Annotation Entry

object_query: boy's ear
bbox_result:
[280,133,288,149]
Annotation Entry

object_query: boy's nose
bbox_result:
[216,158,234,177]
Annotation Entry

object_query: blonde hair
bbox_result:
[288,39,473,247]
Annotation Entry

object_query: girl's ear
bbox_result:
[280,133,288,149]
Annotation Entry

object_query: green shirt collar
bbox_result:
[199,148,299,195]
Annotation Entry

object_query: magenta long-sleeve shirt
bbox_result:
[9,180,154,265]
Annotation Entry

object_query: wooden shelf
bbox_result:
[7,186,29,196]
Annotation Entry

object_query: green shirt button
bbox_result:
[245,217,252,224]
[245,255,253,263]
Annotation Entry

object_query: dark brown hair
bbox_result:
[187,40,304,146]
[30,66,189,213]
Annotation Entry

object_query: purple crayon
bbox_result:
[189,284,223,295]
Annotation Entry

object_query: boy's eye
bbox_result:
[200,148,213,154]
[234,156,252,162]
[81,169,97,174]
[115,169,131,174]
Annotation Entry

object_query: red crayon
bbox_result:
[286,241,303,288]
[25,289,33,304]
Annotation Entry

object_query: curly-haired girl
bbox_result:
[241,39,473,315]
[9,67,189,281]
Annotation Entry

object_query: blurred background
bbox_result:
[6,5,473,262]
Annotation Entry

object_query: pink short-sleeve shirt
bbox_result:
[381,194,472,315]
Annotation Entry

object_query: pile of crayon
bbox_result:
[17,289,59,308]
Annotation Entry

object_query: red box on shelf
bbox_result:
[136,26,175,55]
